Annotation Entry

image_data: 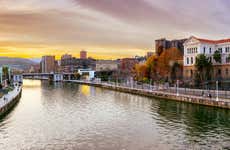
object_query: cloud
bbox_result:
[0,0,229,58]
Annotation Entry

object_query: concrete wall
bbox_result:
[0,88,22,117]
[68,81,230,109]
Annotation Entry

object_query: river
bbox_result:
[0,80,229,150]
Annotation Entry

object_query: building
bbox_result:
[41,56,56,73]
[29,64,40,73]
[146,52,154,58]
[183,36,230,80]
[78,69,95,80]
[80,50,87,59]
[61,54,72,60]
[61,56,96,73]
[96,60,118,72]
[13,75,23,83]
[155,38,187,54]
[119,58,138,79]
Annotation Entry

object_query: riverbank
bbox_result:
[66,80,230,109]
[0,85,22,117]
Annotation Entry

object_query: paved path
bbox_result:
[66,80,230,103]
[0,86,21,110]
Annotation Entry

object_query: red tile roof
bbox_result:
[194,37,230,44]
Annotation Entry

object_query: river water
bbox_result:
[0,80,229,150]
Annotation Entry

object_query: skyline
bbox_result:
[0,0,230,59]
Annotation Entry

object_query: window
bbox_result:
[226,47,230,53]
[191,57,193,64]
[218,48,222,53]
[203,47,206,54]
[226,57,230,63]
[187,57,189,64]
[209,48,212,53]
[226,68,229,75]
[218,69,221,75]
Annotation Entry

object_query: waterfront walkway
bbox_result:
[0,86,22,111]
[66,80,230,109]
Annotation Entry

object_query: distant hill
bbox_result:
[29,58,41,64]
[0,57,38,70]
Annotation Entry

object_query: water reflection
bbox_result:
[0,80,229,150]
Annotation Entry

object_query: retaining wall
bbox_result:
[67,81,230,109]
[0,87,22,117]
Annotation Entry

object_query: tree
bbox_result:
[170,62,182,82]
[2,66,9,81]
[156,45,164,56]
[213,50,221,63]
[146,55,158,80]
[157,48,183,81]
[134,64,148,81]
[74,72,81,80]
[195,54,213,85]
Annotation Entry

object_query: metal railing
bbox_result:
[73,79,230,101]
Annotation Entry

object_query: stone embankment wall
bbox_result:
[67,81,230,109]
[0,87,22,117]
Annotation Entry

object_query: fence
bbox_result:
[87,80,230,100]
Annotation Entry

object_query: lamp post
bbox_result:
[176,80,179,96]
[216,80,219,101]
[150,79,152,91]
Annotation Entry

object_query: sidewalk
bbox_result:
[65,80,230,109]
[0,86,22,110]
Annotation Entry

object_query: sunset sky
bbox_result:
[0,0,229,59]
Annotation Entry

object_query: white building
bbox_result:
[183,36,230,79]
[13,75,23,83]
[53,74,63,82]
[78,69,95,80]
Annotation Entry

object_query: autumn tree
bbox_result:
[134,64,148,81]
[135,47,183,83]
[157,48,183,81]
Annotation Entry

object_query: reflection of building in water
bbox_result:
[80,85,96,96]
[81,85,90,96]
[23,79,41,87]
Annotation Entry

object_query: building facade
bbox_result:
[80,50,87,59]
[95,60,118,72]
[155,38,187,54]
[60,56,96,73]
[183,36,230,80]
[41,56,56,73]
[146,52,154,58]
[119,58,138,79]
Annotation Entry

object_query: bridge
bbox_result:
[16,69,95,82]
[22,73,76,81]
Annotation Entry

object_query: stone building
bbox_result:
[119,58,138,79]
[60,56,96,73]
[96,60,118,72]
[183,36,230,80]
[41,56,56,73]
[155,38,187,54]
[80,50,87,59]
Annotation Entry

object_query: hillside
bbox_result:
[0,57,37,70]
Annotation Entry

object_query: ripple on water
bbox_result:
[0,80,229,150]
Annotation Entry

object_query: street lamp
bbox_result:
[176,80,179,96]
[216,80,219,101]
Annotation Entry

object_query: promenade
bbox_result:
[0,85,22,116]
[66,80,230,109]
